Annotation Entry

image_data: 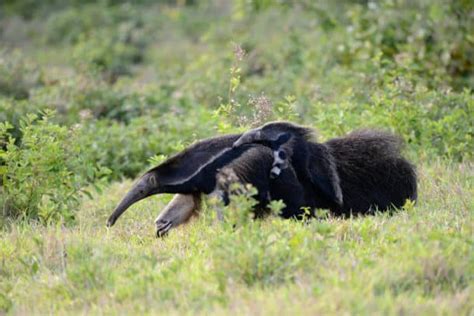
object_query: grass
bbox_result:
[1,161,472,315]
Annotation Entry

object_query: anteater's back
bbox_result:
[325,130,417,216]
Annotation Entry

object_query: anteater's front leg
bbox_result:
[155,194,201,237]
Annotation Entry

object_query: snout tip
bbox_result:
[106,217,116,227]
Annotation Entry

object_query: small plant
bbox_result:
[215,44,300,130]
[224,183,259,228]
[214,43,247,132]
[0,111,108,224]
[268,199,286,217]
[274,95,299,121]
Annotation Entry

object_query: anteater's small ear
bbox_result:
[274,133,291,146]
[309,144,343,207]
[148,173,158,187]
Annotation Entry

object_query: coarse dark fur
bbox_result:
[325,129,417,216]
[233,122,417,217]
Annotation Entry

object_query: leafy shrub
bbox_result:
[0,111,108,224]
[72,28,145,82]
[43,4,145,45]
[2,76,166,155]
[0,98,48,141]
[0,49,42,99]
[31,74,168,124]
[39,4,150,82]
[309,70,473,162]
[331,0,474,89]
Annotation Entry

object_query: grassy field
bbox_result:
[1,162,472,314]
[1,1,473,314]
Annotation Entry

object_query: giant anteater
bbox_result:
[107,122,417,236]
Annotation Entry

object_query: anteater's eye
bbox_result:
[279,151,287,160]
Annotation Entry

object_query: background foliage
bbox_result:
[0,0,472,314]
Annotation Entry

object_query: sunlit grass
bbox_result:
[1,162,472,314]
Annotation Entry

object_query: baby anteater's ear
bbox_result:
[272,132,291,149]
[270,148,289,179]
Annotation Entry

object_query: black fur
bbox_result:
[325,129,417,216]
[233,122,417,217]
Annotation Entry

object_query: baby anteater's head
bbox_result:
[271,147,290,179]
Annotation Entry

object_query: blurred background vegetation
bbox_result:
[0,0,473,223]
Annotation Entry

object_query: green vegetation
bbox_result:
[0,0,472,314]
